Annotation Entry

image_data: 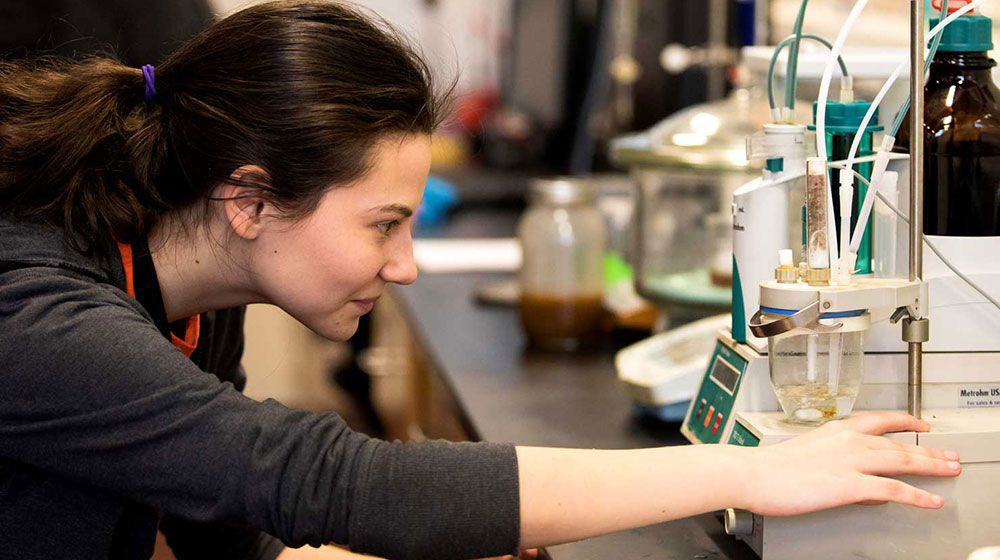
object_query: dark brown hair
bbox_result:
[0,0,449,253]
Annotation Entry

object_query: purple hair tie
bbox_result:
[141,64,156,101]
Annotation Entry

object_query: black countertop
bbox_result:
[392,206,757,558]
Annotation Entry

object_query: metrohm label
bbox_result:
[958,386,1000,408]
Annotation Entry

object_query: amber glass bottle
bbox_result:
[897,14,1000,236]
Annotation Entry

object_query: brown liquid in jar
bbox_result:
[710,269,733,287]
[519,292,604,350]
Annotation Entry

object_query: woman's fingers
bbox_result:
[859,475,945,509]
[855,449,962,477]
[834,411,931,436]
[859,433,959,461]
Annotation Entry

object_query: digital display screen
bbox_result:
[709,356,741,394]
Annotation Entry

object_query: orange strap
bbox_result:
[116,242,200,358]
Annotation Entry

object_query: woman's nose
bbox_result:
[380,233,418,285]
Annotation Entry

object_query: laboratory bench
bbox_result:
[364,208,757,560]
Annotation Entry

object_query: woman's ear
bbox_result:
[221,165,277,241]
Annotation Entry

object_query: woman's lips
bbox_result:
[352,297,379,314]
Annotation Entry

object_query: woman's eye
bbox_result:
[376,220,400,235]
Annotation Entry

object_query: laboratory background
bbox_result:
[5,0,1000,559]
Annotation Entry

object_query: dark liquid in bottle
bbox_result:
[896,51,1000,236]
[519,292,604,350]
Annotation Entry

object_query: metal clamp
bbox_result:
[902,317,930,343]
[748,301,844,338]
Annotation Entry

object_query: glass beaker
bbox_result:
[765,313,868,424]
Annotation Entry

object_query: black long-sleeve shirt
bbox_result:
[0,215,521,560]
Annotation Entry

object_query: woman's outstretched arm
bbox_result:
[517,412,960,549]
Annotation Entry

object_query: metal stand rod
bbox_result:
[908,0,925,419]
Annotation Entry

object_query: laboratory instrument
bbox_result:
[679,2,1000,557]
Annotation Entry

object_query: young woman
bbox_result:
[0,2,961,559]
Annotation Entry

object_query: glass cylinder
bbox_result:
[518,177,606,350]
[765,313,867,424]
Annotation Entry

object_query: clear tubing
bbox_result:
[828,332,843,396]
[815,0,870,269]
[840,0,985,179]
[838,174,854,282]
[844,0,983,259]
[837,61,903,275]
[842,63,901,173]
[849,138,895,256]
[840,61,906,276]
[838,0,941,270]
[807,334,818,382]
[806,158,830,269]
[768,34,850,117]
[784,0,810,111]
[889,0,950,137]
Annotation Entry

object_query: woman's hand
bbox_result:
[740,411,962,516]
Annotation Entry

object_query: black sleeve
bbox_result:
[160,312,286,560]
[0,269,521,560]
[159,515,285,560]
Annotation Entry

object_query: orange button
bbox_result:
[704,406,715,427]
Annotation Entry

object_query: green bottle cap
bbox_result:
[930,14,993,52]
[808,100,883,134]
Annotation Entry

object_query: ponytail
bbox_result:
[0,57,171,252]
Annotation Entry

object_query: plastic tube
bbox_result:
[767,34,850,120]
[807,334,818,382]
[784,0,810,112]
[889,0,951,137]
[837,178,854,283]
[828,332,842,396]
[815,0,870,273]
[849,137,896,255]
[837,0,945,276]
[835,63,903,276]
[841,62,904,188]
[833,163,1000,314]
[815,0,869,161]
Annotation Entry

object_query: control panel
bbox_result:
[682,339,750,444]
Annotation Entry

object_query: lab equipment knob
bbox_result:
[724,508,754,536]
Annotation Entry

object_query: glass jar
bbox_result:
[518,177,606,350]
[765,312,868,424]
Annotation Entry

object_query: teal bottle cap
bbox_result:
[930,14,993,52]
[808,100,883,133]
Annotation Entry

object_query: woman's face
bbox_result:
[249,134,430,340]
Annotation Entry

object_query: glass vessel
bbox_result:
[518,178,606,350]
[765,312,867,424]
[610,83,811,326]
